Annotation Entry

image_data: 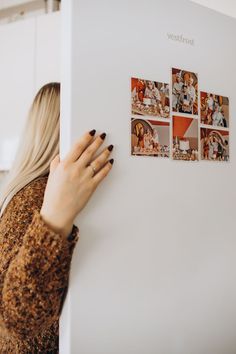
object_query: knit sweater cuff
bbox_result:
[34,209,79,242]
[22,209,79,271]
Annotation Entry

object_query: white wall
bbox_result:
[0,12,60,170]
[0,18,35,170]
[35,12,60,90]
[60,1,236,353]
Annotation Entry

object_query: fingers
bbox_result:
[86,144,114,177]
[76,132,107,168]
[63,130,96,164]
[92,159,114,186]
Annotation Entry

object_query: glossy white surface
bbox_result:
[60,1,236,353]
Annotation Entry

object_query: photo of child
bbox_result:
[131,118,170,157]
[172,68,198,115]
[200,92,229,127]
[131,77,170,118]
[172,116,199,161]
[200,128,229,161]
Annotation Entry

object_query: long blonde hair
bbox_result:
[0,82,60,217]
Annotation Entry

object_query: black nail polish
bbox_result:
[89,129,96,136]
[109,158,114,165]
[100,132,106,140]
[108,144,114,151]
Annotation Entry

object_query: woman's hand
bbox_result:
[40,130,114,238]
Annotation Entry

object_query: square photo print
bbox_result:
[200,128,229,161]
[173,116,199,161]
[131,118,170,157]
[131,77,170,118]
[200,92,229,128]
[172,68,198,116]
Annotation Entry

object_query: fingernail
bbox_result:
[89,129,96,136]
[100,132,106,140]
[108,144,114,151]
[109,158,114,165]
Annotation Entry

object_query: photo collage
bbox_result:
[131,69,230,162]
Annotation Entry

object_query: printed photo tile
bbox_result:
[172,68,198,116]
[131,118,170,157]
[131,77,170,118]
[172,116,199,161]
[200,91,229,128]
[200,128,229,161]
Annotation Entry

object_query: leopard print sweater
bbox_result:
[0,176,79,353]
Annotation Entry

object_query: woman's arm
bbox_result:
[1,130,114,340]
[0,203,79,340]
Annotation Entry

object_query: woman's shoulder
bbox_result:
[14,175,48,201]
[23,175,48,193]
[1,175,49,220]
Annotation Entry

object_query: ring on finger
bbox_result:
[89,163,96,176]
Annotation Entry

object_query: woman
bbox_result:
[135,123,145,150]
[212,103,224,127]
[172,72,183,111]
[144,80,160,104]
[179,85,192,114]
[152,129,159,152]
[0,82,114,353]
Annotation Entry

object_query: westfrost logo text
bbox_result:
[167,33,194,46]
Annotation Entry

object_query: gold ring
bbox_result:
[90,164,96,176]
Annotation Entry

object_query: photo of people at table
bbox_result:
[200,92,229,127]
[131,77,170,118]
[172,68,198,116]
[201,128,229,161]
[172,116,199,161]
[131,118,170,157]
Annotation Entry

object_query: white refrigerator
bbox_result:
[60,1,236,353]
